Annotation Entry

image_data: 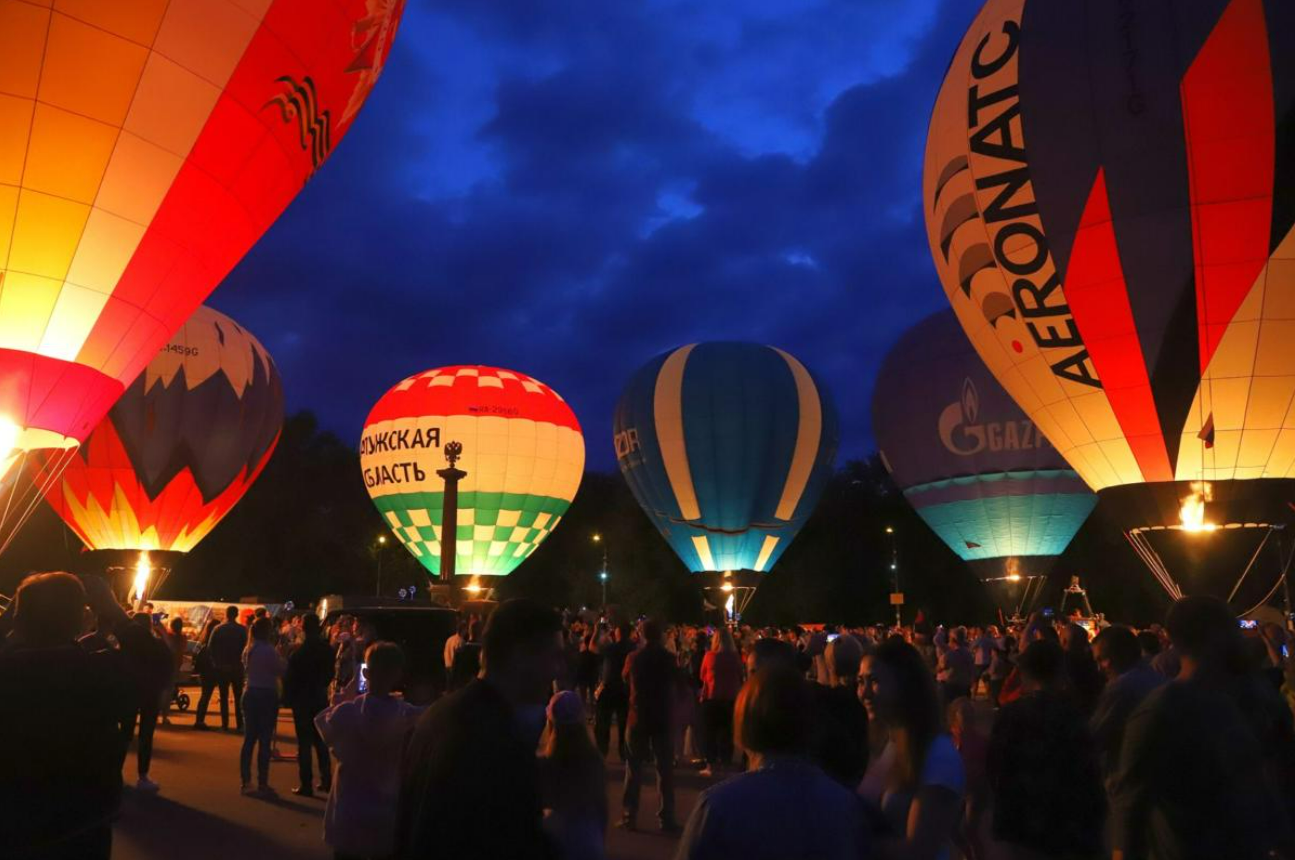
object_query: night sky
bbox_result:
[211,0,982,471]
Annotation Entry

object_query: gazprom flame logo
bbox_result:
[938,377,1048,456]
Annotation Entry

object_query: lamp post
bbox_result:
[592,533,609,610]
[886,526,901,627]
[376,535,388,596]
[437,441,467,596]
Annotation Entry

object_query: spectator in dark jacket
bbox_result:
[988,640,1106,859]
[283,613,335,796]
[809,634,868,789]
[621,619,679,832]
[117,612,174,793]
[0,573,131,860]
[196,605,246,731]
[398,599,564,859]
[1089,626,1163,790]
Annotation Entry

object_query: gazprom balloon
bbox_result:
[873,311,1096,581]
[614,343,838,574]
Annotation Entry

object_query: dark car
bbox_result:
[320,601,459,704]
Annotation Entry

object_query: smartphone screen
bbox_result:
[1239,619,1259,630]
[358,662,369,693]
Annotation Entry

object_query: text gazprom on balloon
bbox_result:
[360,427,442,489]
[959,17,1101,390]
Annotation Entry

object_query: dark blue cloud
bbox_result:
[212,0,983,468]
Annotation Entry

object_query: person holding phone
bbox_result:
[317,641,423,860]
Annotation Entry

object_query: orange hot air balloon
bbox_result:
[0,0,403,546]
[42,306,284,557]
[925,0,1295,603]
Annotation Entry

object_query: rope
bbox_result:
[1226,526,1275,605]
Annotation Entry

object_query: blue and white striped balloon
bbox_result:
[613,342,839,573]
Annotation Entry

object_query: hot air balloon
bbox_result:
[614,343,838,615]
[39,305,283,599]
[873,310,1097,609]
[0,0,402,548]
[925,0,1295,603]
[361,366,585,588]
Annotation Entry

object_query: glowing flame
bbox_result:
[720,581,734,593]
[725,592,735,619]
[1179,481,1217,533]
[464,579,482,594]
[132,551,152,603]
[961,378,979,423]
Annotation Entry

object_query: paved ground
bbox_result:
[113,695,702,860]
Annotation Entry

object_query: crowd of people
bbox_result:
[2,569,1294,860]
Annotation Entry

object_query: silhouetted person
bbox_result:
[398,599,564,859]
[0,573,130,860]
[675,664,871,860]
[595,623,633,760]
[698,627,743,776]
[988,639,1106,859]
[197,605,246,731]
[117,611,174,793]
[810,634,869,789]
[1111,596,1294,860]
[284,612,334,796]
[192,617,220,729]
[1090,626,1163,791]
[620,619,679,832]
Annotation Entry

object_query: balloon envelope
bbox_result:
[43,306,284,553]
[0,1,401,476]
[361,366,585,578]
[925,0,1295,528]
[614,342,838,574]
[873,310,1096,579]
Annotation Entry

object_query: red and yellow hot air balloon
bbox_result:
[0,0,402,544]
[926,0,1295,602]
[42,306,283,556]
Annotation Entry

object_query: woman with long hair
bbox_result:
[240,616,285,795]
[699,626,743,777]
[858,637,965,860]
[539,690,607,860]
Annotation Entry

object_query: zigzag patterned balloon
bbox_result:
[42,306,284,553]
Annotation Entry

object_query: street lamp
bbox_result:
[886,526,901,627]
[593,533,609,609]
[376,534,388,596]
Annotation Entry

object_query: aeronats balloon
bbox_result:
[42,307,284,555]
[614,342,838,585]
[873,310,1096,584]
[361,366,585,579]
[0,0,402,540]
[926,0,1295,597]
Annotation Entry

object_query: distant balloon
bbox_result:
[614,343,838,575]
[42,306,284,553]
[926,0,1295,598]
[873,311,1096,581]
[0,0,402,542]
[361,366,585,578]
